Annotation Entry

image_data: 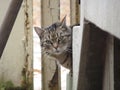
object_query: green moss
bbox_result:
[0,81,27,90]
[21,60,33,90]
[0,81,13,89]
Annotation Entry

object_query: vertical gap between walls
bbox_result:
[33,0,41,90]
[60,0,70,90]
[33,0,70,90]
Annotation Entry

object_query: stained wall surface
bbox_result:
[0,0,33,86]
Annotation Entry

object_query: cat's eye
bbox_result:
[46,40,52,44]
[58,36,65,43]
[58,39,61,43]
[59,36,64,40]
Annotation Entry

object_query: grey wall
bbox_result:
[0,0,25,86]
[0,0,33,87]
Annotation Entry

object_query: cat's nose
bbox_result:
[53,43,58,49]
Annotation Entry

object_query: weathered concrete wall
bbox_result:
[0,0,25,86]
[81,0,120,39]
[0,0,33,87]
[70,0,80,25]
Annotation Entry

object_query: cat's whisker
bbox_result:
[42,50,52,56]
[66,48,72,51]
[64,50,72,53]
[66,48,72,50]
[67,49,72,51]
[41,51,48,55]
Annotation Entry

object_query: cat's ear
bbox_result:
[34,27,44,38]
[60,15,66,27]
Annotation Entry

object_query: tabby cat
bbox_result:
[34,16,72,87]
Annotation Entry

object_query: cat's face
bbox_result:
[34,17,71,56]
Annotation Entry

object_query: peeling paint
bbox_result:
[21,0,33,89]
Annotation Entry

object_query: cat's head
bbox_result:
[34,16,71,56]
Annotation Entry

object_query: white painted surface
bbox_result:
[33,30,41,90]
[72,26,83,90]
[81,0,120,39]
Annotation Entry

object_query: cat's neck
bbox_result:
[52,52,71,64]
[52,52,67,60]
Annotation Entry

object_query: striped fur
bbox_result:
[34,17,72,70]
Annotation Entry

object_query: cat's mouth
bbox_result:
[53,50,62,55]
[45,51,61,55]
[54,50,60,54]
[55,50,60,53]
